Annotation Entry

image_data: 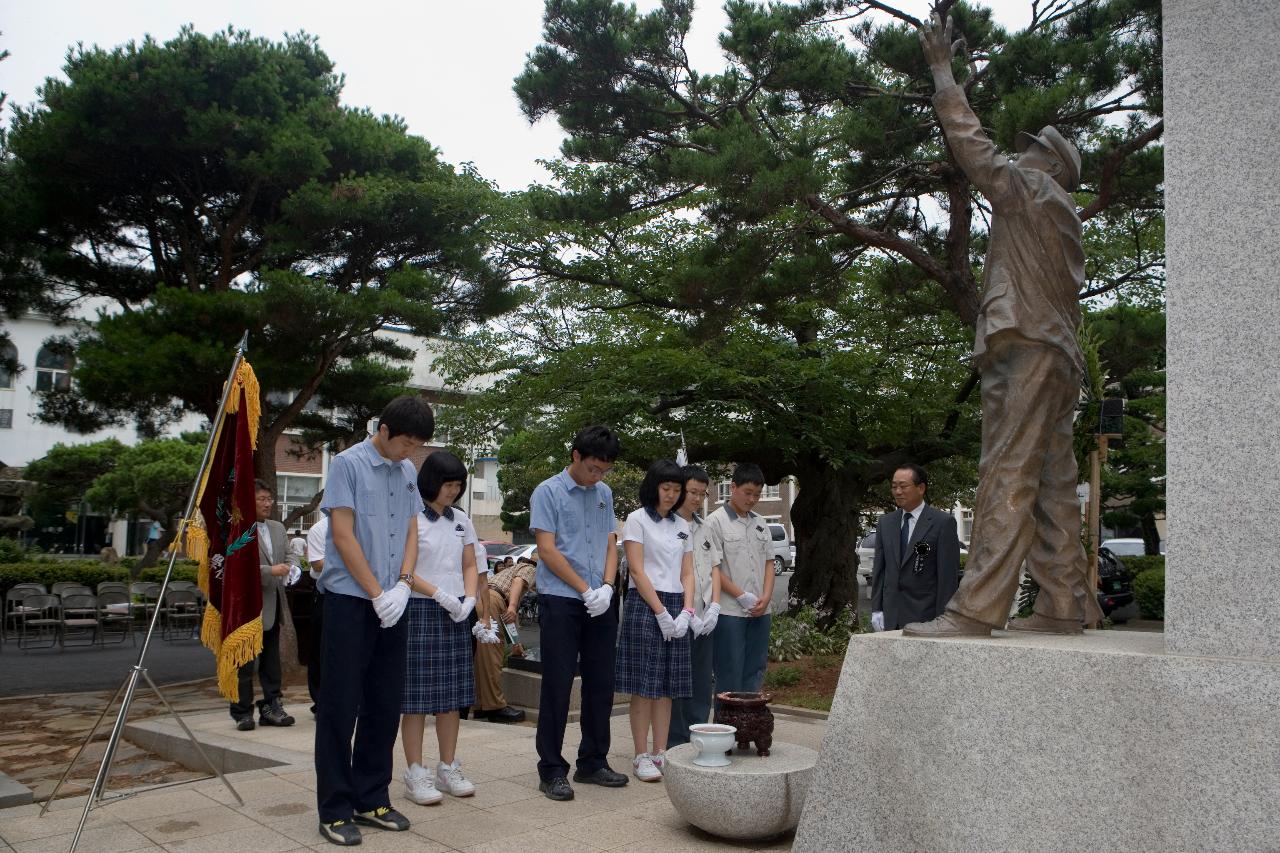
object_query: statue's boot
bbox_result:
[1006,612,1083,634]
[902,611,992,638]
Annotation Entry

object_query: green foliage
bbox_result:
[0,537,28,564]
[1121,555,1163,577]
[764,665,804,688]
[769,605,860,663]
[136,563,200,585]
[84,435,205,525]
[0,561,131,597]
[23,439,126,520]
[4,25,516,475]
[1132,566,1164,619]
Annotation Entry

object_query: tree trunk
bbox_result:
[787,457,868,624]
[1140,513,1162,556]
[135,522,180,574]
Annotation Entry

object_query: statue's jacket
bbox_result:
[933,84,1086,376]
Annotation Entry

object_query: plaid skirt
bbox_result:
[614,589,692,699]
[402,597,475,714]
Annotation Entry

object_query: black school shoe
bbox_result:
[258,699,296,727]
[476,706,526,723]
[318,819,362,846]
[539,776,574,801]
[353,806,410,832]
[572,765,629,787]
[234,717,256,732]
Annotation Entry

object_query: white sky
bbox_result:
[2,1,1033,192]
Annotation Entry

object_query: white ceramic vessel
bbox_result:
[689,723,736,767]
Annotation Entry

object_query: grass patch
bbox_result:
[764,665,803,688]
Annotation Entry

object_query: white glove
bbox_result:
[453,596,476,623]
[736,591,759,611]
[689,613,705,635]
[673,610,691,638]
[655,610,678,641]
[375,581,411,628]
[286,565,302,586]
[582,585,613,618]
[431,587,464,620]
[699,602,721,636]
[471,617,501,643]
[871,611,885,632]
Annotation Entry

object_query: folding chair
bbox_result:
[5,588,42,644]
[97,581,130,596]
[59,593,101,647]
[18,594,62,650]
[160,589,201,640]
[97,591,134,645]
[52,581,88,597]
[129,582,160,627]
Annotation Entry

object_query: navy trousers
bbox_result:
[668,631,715,746]
[712,613,772,707]
[535,593,618,781]
[315,592,408,823]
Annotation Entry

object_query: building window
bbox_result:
[718,481,732,503]
[35,345,73,392]
[277,474,322,526]
[0,409,12,429]
[762,484,780,500]
[0,342,16,389]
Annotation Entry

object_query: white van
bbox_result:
[767,523,793,575]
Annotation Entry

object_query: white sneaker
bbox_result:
[435,759,476,797]
[650,751,666,774]
[632,753,661,782]
[404,762,443,805]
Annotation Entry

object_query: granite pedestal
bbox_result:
[794,631,1280,851]
[664,741,816,840]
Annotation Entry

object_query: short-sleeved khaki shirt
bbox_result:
[705,505,772,618]
[687,513,720,617]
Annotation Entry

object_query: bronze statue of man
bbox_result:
[904,13,1102,637]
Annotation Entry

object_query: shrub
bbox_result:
[1132,567,1164,619]
[0,538,27,564]
[764,665,803,688]
[1121,555,1164,578]
[0,561,131,596]
[769,606,860,663]
[136,562,200,584]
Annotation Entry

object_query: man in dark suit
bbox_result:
[230,479,298,730]
[870,464,960,631]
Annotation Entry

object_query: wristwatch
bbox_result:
[397,573,414,588]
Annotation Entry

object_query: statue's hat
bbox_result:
[1016,125,1081,190]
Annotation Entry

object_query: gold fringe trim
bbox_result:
[186,523,210,596]
[215,615,263,701]
[201,603,223,656]
[225,361,261,450]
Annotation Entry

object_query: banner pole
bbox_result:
[50,332,251,851]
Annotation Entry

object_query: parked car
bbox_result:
[1100,537,1156,557]
[767,523,793,575]
[1096,547,1134,616]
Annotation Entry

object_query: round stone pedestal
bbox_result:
[664,741,817,840]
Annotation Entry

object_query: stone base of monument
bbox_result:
[794,630,1280,851]
[663,741,816,840]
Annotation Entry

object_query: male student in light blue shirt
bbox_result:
[529,425,628,801]
[313,396,433,847]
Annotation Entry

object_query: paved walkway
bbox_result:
[0,685,824,852]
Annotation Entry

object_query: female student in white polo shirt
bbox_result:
[399,451,480,804]
[614,459,695,782]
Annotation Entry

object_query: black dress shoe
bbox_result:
[259,699,296,727]
[539,776,574,801]
[572,765,628,787]
[235,717,256,732]
[485,706,526,723]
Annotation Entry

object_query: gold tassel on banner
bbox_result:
[216,616,264,701]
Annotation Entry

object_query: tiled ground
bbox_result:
[0,704,825,851]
